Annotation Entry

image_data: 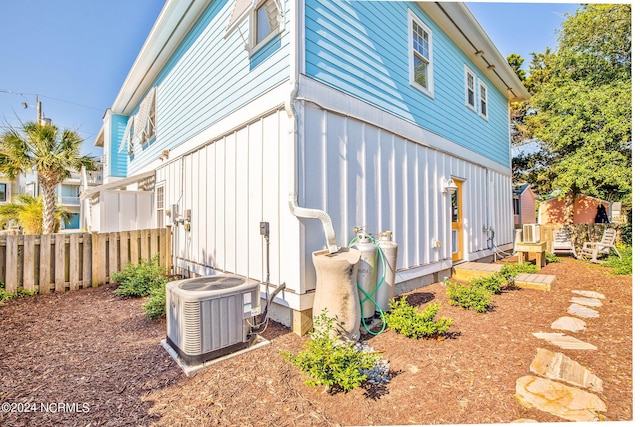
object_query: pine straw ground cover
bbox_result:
[0,256,632,426]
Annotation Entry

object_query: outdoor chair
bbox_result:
[581,228,621,263]
[551,228,577,258]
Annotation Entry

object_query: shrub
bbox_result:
[283,310,379,392]
[469,274,503,295]
[446,280,492,313]
[112,255,168,297]
[545,252,561,263]
[386,296,453,339]
[603,245,632,275]
[143,283,167,320]
[0,282,37,303]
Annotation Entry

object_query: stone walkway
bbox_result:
[513,289,607,422]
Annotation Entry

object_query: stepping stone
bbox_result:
[572,290,605,299]
[530,348,603,392]
[515,375,606,422]
[532,332,597,350]
[570,297,602,307]
[568,303,599,318]
[551,316,587,332]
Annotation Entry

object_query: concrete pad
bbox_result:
[515,375,606,422]
[532,332,597,350]
[570,296,602,307]
[161,336,270,377]
[572,290,605,299]
[568,303,599,318]
[530,348,603,392]
[551,316,587,332]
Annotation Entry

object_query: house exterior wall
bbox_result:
[304,0,511,167]
[124,0,290,177]
[539,195,610,224]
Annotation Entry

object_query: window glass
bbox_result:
[0,183,6,202]
[409,11,433,96]
[255,0,279,46]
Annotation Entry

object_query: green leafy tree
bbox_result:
[0,194,71,234]
[514,4,631,223]
[0,122,96,234]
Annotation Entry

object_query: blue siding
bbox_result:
[110,114,128,177]
[304,0,510,166]
[124,0,290,175]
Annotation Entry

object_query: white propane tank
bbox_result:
[351,228,378,320]
[375,231,398,313]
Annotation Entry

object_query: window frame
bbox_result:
[249,0,282,53]
[465,65,476,111]
[156,183,165,228]
[478,79,489,120]
[513,197,521,216]
[408,10,434,98]
[0,183,7,202]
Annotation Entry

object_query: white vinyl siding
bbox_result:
[408,10,433,98]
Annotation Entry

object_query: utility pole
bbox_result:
[36,94,43,125]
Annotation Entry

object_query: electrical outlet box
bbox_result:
[260,222,269,237]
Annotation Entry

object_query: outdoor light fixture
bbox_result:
[442,178,458,194]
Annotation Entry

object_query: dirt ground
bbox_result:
[0,256,633,426]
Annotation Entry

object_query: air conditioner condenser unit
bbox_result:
[522,224,541,243]
[166,274,261,365]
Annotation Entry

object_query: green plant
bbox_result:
[603,245,632,275]
[386,296,453,339]
[143,283,167,320]
[112,255,168,297]
[469,274,503,295]
[283,310,379,392]
[545,252,561,263]
[0,282,37,303]
[446,279,492,313]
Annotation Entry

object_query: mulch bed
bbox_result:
[0,256,632,426]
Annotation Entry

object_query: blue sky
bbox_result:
[0,1,580,157]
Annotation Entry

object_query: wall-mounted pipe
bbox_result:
[285,0,339,254]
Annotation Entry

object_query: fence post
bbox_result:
[70,234,81,291]
[23,235,37,292]
[5,235,19,294]
[164,225,173,274]
[54,234,66,292]
[39,234,52,294]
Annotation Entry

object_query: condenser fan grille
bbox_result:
[179,277,246,292]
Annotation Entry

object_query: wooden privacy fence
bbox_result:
[0,227,172,295]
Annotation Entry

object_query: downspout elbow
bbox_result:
[288,197,339,254]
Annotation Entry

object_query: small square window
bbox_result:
[0,183,6,202]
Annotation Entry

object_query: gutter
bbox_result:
[285,0,338,254]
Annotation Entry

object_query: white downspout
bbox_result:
[285,0,338,254]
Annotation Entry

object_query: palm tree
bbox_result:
[0,121,96,234]
[0,194,72,234]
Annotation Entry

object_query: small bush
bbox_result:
[283,310,379,392]
[446,280,492,313]
[603,245,632,275]
[545,252,561,263]
[112,255,168,297]
[386,296,453,339]
[498,262,538,281]
[0,282,37,303]
[143,283,167,320]
[469,274,503,295]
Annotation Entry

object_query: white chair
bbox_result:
[551,228,577,258]
[581,228,621,263]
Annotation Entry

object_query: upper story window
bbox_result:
[224,0,283,53]
[408,10,433,97]
[465,66,476,111]
[254,0,280,48]
[0,183,7,202]
[479,79,488,120]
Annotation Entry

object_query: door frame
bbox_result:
[450,178,464,263]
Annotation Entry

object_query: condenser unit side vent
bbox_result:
[522,224,541,243]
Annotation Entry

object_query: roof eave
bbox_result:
[421,2,530,102]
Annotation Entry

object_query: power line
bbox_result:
[0,89,103,111]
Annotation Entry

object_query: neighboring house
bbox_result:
[0,173,17,206]
[89,0,528,331]
[512,183,536,225]
[538,194,611,225]
[17,163,104,231]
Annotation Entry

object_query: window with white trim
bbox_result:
[0,183,7,202]
[479,79,488,120]
[156,183,165,227]
[408,10,433,97]
[254,0,280,48]
[465,66,476,111]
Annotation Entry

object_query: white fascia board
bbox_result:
[420,2,530,102]
[112,0,211,115]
